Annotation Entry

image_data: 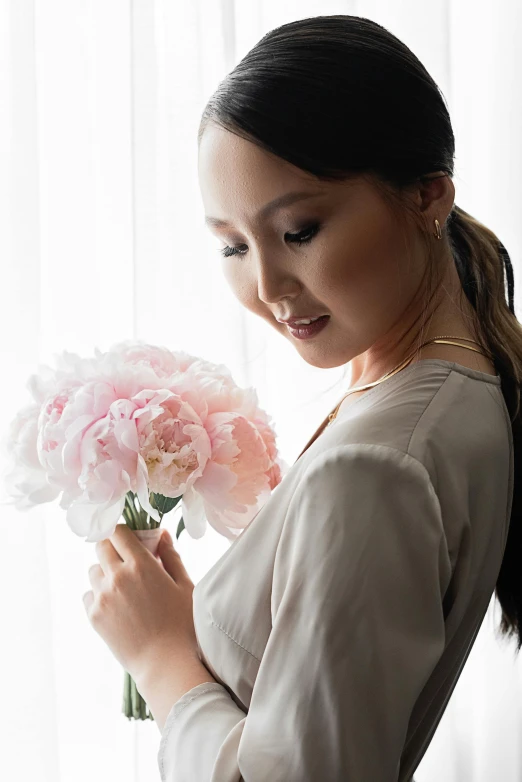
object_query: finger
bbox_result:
[108,523,144,563]
[88,563,105,589]
[95,538,123,574]
[159,532,193,586]
[82,589,94,613]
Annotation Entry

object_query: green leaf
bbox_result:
[176,516,185,539]
[150,492,182,516]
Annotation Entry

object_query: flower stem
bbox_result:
[122,670,154,721]
[120,495,158,720]
[124,492,141,529]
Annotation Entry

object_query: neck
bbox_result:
[348,252,481,389]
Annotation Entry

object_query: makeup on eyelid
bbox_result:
[218,222,322,258]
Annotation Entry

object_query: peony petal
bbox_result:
[86,495,126,542]
[194,461,238,507]
[2,466,60,507]
[67,500,95,538]
[181,487,207,539]
[203,502,238,540]
[135,453,161,522]
[115,419,139,453]
[66,493,126,542]
[59,485,82,509]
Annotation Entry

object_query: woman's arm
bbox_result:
[157,444,452,781]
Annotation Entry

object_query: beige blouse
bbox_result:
[157,358,514,781]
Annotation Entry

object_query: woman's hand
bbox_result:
[83,523,199,683]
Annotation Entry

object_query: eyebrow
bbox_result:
[204,190,322,228]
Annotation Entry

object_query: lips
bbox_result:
[285,315,330,339]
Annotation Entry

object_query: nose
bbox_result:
[254,249,300,306]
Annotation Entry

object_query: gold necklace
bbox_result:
[327,335,492,424]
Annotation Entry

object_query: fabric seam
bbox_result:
[405,369,453,455]
[210,617,262,662]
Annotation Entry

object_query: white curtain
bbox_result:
[1,1,521,780]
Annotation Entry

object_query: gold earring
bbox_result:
[433,218,442,240]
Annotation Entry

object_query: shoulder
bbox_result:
[272,441,452,628]
[279,443,447,557]
[297,442,440,514]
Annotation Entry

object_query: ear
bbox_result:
[417,172,455,225]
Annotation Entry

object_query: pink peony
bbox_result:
[2,341,286,543]
[1,404,61,508]
[101,340,201,379]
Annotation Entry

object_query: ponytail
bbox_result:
[447,205,522,653]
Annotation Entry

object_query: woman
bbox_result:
[158,15,520,781]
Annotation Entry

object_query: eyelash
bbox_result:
[218,223,321,258]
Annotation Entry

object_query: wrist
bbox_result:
[134,650,219,731]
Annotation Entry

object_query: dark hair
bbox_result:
[198,15,522,652]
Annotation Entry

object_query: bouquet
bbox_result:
[1,340,287,719]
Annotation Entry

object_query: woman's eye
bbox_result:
[218,223,321,259]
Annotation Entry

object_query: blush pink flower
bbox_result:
[101,340,201,379]
[2,341,286,543]
[1,349,100,511]
[1,404,61,509]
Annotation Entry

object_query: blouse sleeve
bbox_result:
[157,443,452,782]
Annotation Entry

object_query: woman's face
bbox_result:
[198,123,453,375]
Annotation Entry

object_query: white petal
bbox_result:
[181,488,207,539]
